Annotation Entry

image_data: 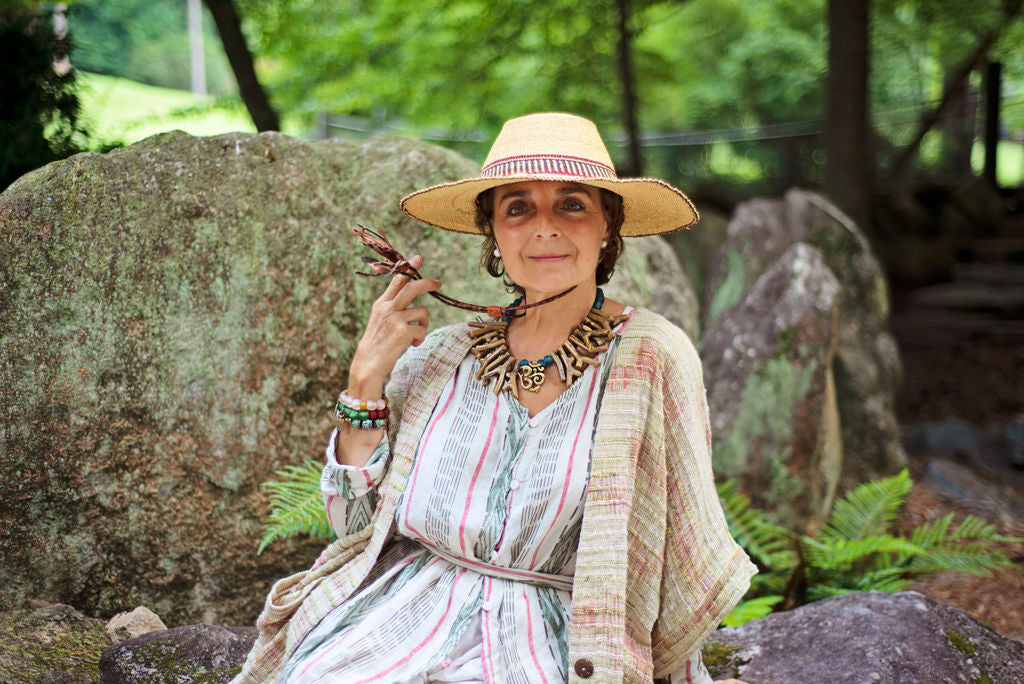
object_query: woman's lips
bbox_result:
[529,255,568,262]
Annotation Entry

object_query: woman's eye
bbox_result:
[505,202,528,217]
[562,199,585,211]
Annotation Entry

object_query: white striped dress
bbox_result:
[280,310,711,684]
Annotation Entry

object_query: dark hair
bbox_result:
[474,185,625,293]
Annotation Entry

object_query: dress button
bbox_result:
[481,600,493,612]
[574,658,594,678]
[509,479,519,490]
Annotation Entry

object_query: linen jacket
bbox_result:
[233,307,756,683]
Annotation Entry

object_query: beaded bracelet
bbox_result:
[335,391,388,430]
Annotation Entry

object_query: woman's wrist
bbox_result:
[345,367,386,400]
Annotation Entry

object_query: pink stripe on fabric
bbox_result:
[482,577,495,684]
[352,569,467,684]
[523,590,549,684]
[325,494,337,530]
[458,398,501,555]
[687,657,693,684]
[294,555,440,679]
[362,467,373,489]
[528,367,599,569]
[402,367,460,543]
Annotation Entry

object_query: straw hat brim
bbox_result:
[400,174,699,238]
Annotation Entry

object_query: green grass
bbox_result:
[971,139,1024,187]
[76,71,257,146]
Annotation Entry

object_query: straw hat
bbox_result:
[400,112,698,237]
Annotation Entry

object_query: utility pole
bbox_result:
[189,0,207,95]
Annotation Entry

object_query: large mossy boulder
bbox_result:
[702,189,905,498]
[702,244,843,527]
[0,131,692,626]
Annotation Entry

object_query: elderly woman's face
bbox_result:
[491,180,608,299]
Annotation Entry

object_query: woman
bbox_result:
[234,113,755,684]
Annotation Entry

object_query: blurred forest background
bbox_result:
[4,0,1023,241]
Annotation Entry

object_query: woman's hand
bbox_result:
[347,254,441,397]
[335,255,440,468]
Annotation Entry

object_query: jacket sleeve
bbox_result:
[651,324,757,677]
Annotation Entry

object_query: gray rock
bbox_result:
[0,130,696,626]
[701,243,843,527]
[605,235,700,340]
[703,189,905,493]
[99,623,257,683]
[703,591,1024,683]
[663,205,729,316]
[0,603,107,683]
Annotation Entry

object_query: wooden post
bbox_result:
[188,0,206,96]
[824,0,871,228]
[984,61,1002,189]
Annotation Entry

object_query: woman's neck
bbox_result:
[506,283,598,360]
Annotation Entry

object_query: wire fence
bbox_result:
[314,94,1024,197]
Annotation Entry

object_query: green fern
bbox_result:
[817,468,912,543]
[722,595,783,626]
[717,479,795,569]
[257,459,335,554]
[718,468,1022,626]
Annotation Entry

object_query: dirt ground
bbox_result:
[891,287,1024,643]
[898,478,1024,643]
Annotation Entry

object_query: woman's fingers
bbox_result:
[392,275,442,311]
[380,254,425,301]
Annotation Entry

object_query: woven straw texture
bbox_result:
[400,113,700,237]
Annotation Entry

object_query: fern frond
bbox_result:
[258,459,334,554]
[806,585,855,601]
[721,595,783,627]
[818,469,912,543]
[717,479,796,569]
[802,534,921,570]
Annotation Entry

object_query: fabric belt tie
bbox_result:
[419,540,575,593]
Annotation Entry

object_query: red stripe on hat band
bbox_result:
[481,154,616,180]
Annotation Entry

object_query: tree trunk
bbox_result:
[824,0,871,229]
[615,0,642,176]
[888,0,1022,182]
[203,0,279,131]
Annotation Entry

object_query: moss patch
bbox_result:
[945,629,978,657]
[115,639,242,683]
[0,606,107,683]
[701,642,750,680]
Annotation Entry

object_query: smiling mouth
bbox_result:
[529,255,569,261]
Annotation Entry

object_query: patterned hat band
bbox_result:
[480,154,618,180]
[400,112,699,237]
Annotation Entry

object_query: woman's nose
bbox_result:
[534,208,560,237]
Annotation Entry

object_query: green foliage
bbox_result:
[0,7,83,189]
[720,469,1021,626]
[69,0,235,95]
[257,459,333,555]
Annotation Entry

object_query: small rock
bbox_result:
[105,606,168,643]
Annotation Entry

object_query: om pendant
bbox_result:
[517,361,547,393]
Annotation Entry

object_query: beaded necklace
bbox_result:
[467,288,628,398]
